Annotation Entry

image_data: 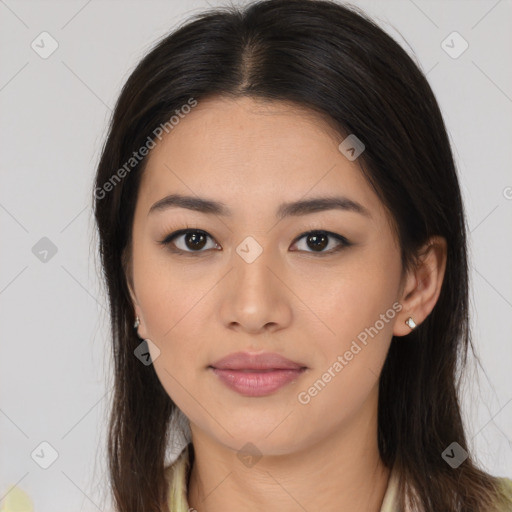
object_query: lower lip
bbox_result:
[210,367,306,397]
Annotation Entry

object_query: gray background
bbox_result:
[1,0,511,510]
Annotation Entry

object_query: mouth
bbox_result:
[208,366,307,397]
[217,368,298,372]
[208,350,308,396]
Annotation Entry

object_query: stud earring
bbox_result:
[134,316,140,329]
[405,316,416,330]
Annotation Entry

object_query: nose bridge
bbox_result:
[233,234,277,295]
[218,234,291,333]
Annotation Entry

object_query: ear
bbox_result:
[123,247,146,337]
[127,278,139,308]
[393,235,447,337]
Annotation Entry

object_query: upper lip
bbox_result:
[210,351,307,371]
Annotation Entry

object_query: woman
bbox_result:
[92,0,512,510]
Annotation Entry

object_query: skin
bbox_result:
[126,96,447,512]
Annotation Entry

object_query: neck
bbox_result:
[187,392,390,512]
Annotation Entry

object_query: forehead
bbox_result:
[137,96,390,228]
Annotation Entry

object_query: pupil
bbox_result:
[186,232,206,250]
[308,233,327,251]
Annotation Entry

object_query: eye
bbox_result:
[159,228,351,256]
[291,230,351,255]
[159,229,220,254]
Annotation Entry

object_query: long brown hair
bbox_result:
[92,0,511,510]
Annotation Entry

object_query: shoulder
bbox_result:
[494,476,512,510]
[164,444,193,512]
[0,484,34,512]
[164,443,191,481]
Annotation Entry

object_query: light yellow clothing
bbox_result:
[164,443,512,512]
[0,485,34,512]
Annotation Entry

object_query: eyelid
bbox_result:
[159,226,352,256]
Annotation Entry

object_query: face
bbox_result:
[127,96,407,456]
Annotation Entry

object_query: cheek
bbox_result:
[133,240,210,338]
[307,251,401,341]
[132,250,213,389]
[301,249,401,390]
[294,284,397,430]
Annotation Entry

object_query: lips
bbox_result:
[209,351,308,397]
[209,351,307,371]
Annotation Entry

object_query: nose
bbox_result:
[218,248,293,335]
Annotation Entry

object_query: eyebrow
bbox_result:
[148,193,371,219]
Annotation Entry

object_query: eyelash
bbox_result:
[158,224,352,257]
